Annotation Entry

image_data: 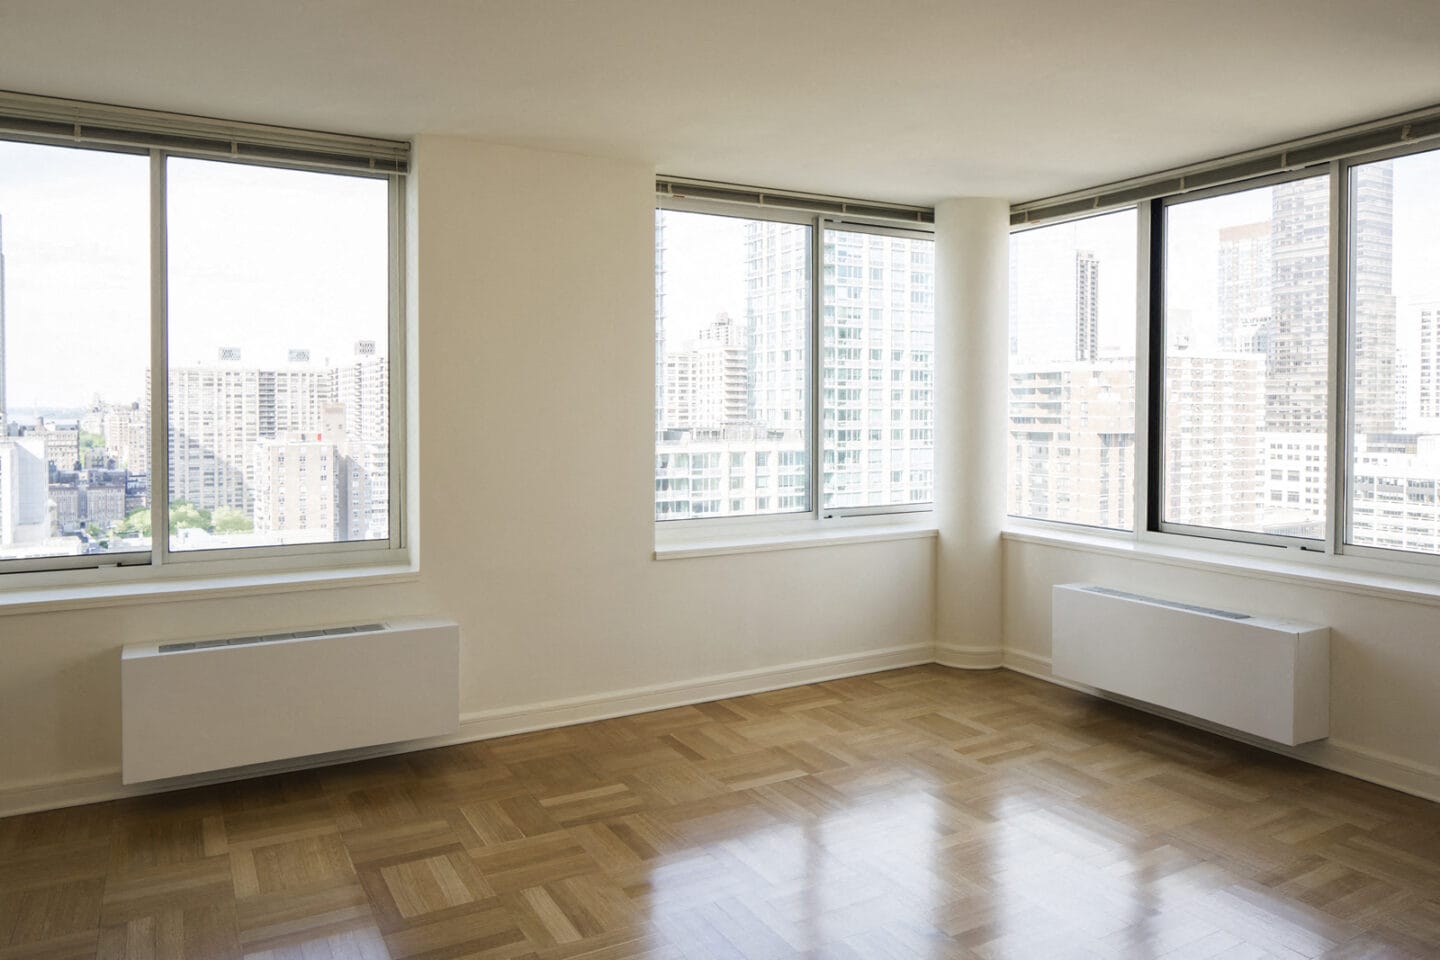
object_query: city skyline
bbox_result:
[655,210,935,519]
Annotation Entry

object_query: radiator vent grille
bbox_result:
[1080,586,1251,621]
[159,623,386,653]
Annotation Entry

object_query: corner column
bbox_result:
[934,198,1009,667]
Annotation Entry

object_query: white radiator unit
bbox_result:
[1052,584,1328,746]
[122,618,460,784]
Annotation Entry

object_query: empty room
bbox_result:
[3,2,1440,958]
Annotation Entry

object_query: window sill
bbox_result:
[1002,523,1440,609]
[654,517,938,560]
[0,563,420,618]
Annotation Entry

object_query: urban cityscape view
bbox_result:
[1009,149,1440,555]
[655,210,935,520]
[0,141,391,563]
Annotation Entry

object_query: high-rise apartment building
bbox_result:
[810,228,934,508]
[661,313,748,431]
[1217,221,1272,356]
[102,402,150,481]
[1416,302,1440,421]
[1268,178,1331,432]
[745,222,810,432]
[1074,250,1099,362]
[1268,167,1394,433]
[334,342,389,540]
[1352,163,1397,434]
[163,356,333,513]
[0,436,49,547]
[251,403,352,542]
[1008,359,1135,529]
[1164,353,1267,531]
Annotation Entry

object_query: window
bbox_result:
[654,209,810,520]
[1347,148,1439,557]
[1159,174,1329,541]
[0,142,149,565]
[1007,209,1136,530]
[823,228,934,508]
[655,200,934,523]
[1010,107,1440,575]
[0,98,404,577]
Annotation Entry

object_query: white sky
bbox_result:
[659,209,754,343]
[1010,156,1440,363]
[1010,208,1137,359]
[0,141,388,410]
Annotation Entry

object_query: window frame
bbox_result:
[1005,206,1142,535]
[1335,140,1440,571]
[0,130,407,583]
[653,195,935,530]
[1145,166,1335,552]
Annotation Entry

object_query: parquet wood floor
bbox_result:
[4,666,1440,959]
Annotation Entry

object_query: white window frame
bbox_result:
[653,195,935,539]
[0,103,408,589]
[1005,207,1141,534]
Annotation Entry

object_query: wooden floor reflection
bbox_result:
[4,665,1440,958]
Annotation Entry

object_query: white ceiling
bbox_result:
[1,1,1438,205]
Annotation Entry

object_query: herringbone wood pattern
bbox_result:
[3,666,1440,958]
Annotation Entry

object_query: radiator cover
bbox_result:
[122,618,459,783]
[1052,584,1329,745]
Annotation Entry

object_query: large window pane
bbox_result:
[1162,176,1329,539]
[655,210,810,520]
[166,158,390,551]
[1349,152,1437,554]
[0,142,149,562]
[1008,209,1136,530]
[822,229,934,509]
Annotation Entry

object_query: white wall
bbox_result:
[1003,537,1440,800]
[0,137,935,811]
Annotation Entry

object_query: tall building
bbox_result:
[164,360,333,513]
[1351,163,1397,434]
[1164,354,1267,531]
[1008,359,1135,529]
[1074,250,1099,362]
[661,313,748,431]
[745,221,810,432]
[0,436,48,546]
[334,342,389,540]
[1268,178,1330,432]
[253,429,342,543]
[1268,166,1395,433]
[1418,302,1440,420]
[1217,221,1272,356]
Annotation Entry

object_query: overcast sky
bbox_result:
[1010,156,1440,363]
[0,141,388,410]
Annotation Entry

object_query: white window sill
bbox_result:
[1002,523,1440,609]
[654,516,938,560]
[0,563,420,617]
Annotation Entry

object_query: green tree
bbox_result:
[169,501,212,534]
[113,501,216,538]
[212,507,253,534]
[115,508,151,538]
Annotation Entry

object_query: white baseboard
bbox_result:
[1002,647,1440,804]
[8,640,1438,817]
[0,642,933,819]
[933,643,1004,670]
